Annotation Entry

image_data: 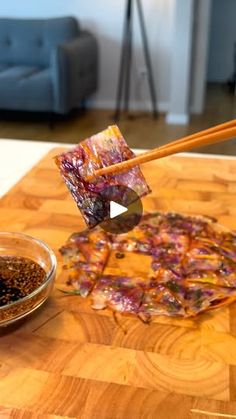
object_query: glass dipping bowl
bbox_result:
[0,232,57,327]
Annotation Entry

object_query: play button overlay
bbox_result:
[94,185,143,234]
[110,201,128,219]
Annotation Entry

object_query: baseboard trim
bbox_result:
[166,113,189,125]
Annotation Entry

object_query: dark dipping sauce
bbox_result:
[0,256,46,307]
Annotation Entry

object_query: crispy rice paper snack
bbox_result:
[55,125,150,228]
[60,229,110,297]
[59,212,236,319]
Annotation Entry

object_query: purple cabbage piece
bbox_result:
[91,275,144,313]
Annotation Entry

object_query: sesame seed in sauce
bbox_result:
[0,256,46,307]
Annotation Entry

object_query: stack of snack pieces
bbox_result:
[60,212,236,319]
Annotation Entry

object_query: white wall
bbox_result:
[207,0,236,82]
[190,0,212,114]
[0,0,175,111]
[166,0,194,125]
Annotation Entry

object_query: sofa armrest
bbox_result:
[51,30,98,114]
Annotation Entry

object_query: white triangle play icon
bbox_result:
[110,201,128,219]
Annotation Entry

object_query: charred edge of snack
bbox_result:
[113,311,128,334]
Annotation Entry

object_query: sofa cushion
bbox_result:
[0,17,79,67]
[0,63,9,72]
[0,66,53,112]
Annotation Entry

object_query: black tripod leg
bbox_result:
[124,0,133,113]
[136,0,158,118]
[114,0,131,121]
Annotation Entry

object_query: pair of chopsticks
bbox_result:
[94,119,236,178]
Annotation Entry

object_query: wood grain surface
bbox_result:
[1,149,236,419]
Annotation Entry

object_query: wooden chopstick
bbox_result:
[94,120,236,178]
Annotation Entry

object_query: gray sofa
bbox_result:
[0,17,98,114]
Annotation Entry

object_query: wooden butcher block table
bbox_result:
[0,148,236,419]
